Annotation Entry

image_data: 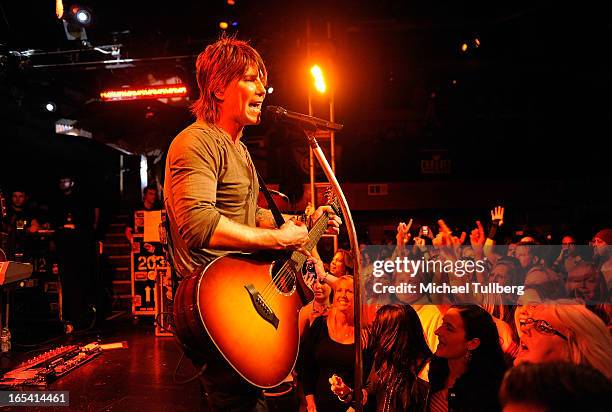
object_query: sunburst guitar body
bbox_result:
[174,195,339,388]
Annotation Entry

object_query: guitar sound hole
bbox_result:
[271,261,296,293]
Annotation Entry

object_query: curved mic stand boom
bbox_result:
[300,126,363,411]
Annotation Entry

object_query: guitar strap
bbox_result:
[161,165,287,279]
[255,170,286,229]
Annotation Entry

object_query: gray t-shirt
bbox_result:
[164,121,259,277]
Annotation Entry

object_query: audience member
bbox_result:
[499,362,611,412]
[330,304,432,411]
[428,305,507,412]
[592,228,612,290]
[300,276,358,412]
[514,301,612,380]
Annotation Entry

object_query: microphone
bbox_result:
[266,106,343,131]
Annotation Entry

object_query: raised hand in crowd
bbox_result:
[433,219,466,259]
[396,219,412,246]
[470,220,486,258]
[484,205,507,264]
[394,219,412,258]
[491,205,505,227]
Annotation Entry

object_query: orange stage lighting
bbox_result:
[100,85,188,102]
[56,0,64,19]
[310,65,327,94]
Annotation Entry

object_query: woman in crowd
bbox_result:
[484,257,522,315]
[330,304,433,411]
[300,275,358,412]
[329,248,353,277]
[299,271,332,337]
[514,300,612,380]
[429,305,508,412]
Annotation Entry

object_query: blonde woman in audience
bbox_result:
[514,300,612,380]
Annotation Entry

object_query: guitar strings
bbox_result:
[259,196,338,304]
[260,212,328,302]
[259,210,331,303]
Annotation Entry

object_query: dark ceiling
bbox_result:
[1,0,610,183]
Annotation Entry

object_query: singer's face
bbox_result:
[219,65,266,129]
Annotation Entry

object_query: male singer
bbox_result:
[164,35,341,411]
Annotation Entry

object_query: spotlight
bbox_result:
[61,4,92,43]
[219,21,229,30]
[267,86,274,94]
[75,9,91,25]
[56,0,64,19]
[460,43,469,53]
[231,21,239,27]
[70,5,92,26]
[310,65,327,94]
[44,102,57,112]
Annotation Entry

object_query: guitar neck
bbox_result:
[290,202,338,270]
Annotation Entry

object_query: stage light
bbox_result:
[75,9,91,25]
[44,102,57,112]
[310,65,326,94]
[99,85,188,102]
[69,5,92,26]
[461,43,469,52]
[56,0,64,19]
[219,21,229,30]
[474,38,481,47]
[61,4,92,42]
[227,0,236,5]
[267,86,274,94]
[231,21,238,27]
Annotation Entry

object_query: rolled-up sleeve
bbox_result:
[167,130,223,249]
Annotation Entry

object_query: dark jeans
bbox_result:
[187,347,268,412]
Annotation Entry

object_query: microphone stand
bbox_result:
[300,126,363,411]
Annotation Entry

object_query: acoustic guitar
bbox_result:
[173,192,340,388]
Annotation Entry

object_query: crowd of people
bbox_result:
[4,175,610,411]
[293,205,611,412]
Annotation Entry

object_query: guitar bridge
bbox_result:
[244,284,279,329]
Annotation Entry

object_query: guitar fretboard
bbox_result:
[289,200,339,271]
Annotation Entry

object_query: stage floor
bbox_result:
[0,315,204,411]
